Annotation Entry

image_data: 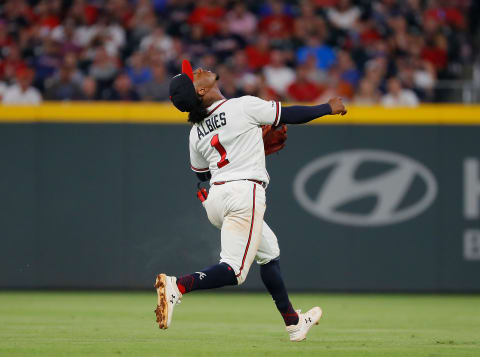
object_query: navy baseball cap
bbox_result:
[169,59,198,112]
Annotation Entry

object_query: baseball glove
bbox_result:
[262,124,288,156]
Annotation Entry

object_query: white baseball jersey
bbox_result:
[189,96,281,184]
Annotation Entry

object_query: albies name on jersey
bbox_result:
[196,112,227,140]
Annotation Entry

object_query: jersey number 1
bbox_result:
[210,134,230,168]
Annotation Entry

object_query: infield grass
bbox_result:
[0,291,479,357]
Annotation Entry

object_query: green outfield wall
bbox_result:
[1,104,479,291]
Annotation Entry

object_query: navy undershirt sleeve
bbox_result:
[195,171,211,182]
[279,104,332,124]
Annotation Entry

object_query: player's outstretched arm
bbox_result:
[280,97,347,125]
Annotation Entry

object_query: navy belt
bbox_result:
[213,179,267,189]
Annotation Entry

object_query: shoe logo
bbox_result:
[196,272,207,280]
[305,317,312,324]
[170,294,176,304]
[294,150,437,226]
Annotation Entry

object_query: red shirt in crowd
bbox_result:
[421,47,448,70]
[245,46,271,70]
[360,28,381,46]
[84,4,99,25]
[0,59,27,81]
[424,7,465,29]
[189,6,226,36]
[287,81,324,102]
[259,14,294,39]
[38,15,61,29]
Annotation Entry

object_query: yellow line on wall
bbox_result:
[0,102,479,124]
[0,103,188,123]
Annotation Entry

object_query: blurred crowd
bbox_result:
[0,0,478,106]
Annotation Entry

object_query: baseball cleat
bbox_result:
[286,307,322,342]
[154,274,182,329]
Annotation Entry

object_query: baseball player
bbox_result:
[155,60,347,342]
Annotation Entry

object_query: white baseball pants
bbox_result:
[202,180,280,284]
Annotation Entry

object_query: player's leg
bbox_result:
[255,222,299,325]
[175,263,237,294]
[256,221,322,341]
[155,263,237,329]
[155,182,265,329]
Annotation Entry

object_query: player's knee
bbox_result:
[236,271,248,285]
[237,269,253,285]
[220,259,251,285]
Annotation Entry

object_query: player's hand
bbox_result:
[328,97,347,116]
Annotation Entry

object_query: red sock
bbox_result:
[176,275,194,294]
[281,302,299,326]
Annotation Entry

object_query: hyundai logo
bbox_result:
[293,150,438,226]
